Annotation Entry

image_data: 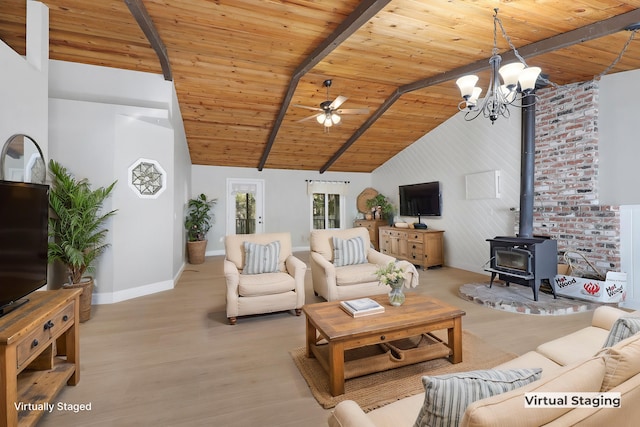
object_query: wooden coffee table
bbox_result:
[303,294,466,396]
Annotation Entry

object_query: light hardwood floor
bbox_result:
[38,253,594,427]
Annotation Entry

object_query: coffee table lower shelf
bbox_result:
[310,333,452,380]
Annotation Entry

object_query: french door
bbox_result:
[226,178,265,235]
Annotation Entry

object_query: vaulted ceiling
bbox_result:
[2,0,640,173]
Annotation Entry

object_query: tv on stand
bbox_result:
[0,180,50,317]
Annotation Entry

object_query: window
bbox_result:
[307,180,348,230]
[312,193,341,229]
[235,192,256,234]
[226,179,264,235]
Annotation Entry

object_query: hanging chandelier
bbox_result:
[455,9,542,124]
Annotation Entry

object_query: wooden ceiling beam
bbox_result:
[125,0,172,81]
[320,8,640,173]
[257,0,392,171]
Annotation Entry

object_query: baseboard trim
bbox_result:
[92,263,185,305]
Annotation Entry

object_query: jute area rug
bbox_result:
[290,330,516,411]
[459,282,603,316]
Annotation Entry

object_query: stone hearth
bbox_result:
[459,282,604,316]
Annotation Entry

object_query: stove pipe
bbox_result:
[519,92,536,238]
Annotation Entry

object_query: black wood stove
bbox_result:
[486,236,557,301]
[484,91,557,301]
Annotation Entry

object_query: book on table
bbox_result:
[340,297,385,317]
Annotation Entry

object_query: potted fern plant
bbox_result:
[185,193,217,264]
[47,159,117,322]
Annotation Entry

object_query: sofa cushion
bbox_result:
[460,356,606,427]
[536,326,610,366]
[335,263,379,286]
[243,240,280,274]
[597,332,640,391]
[414,368,542,427]
[602,316,640,348]
[333,236,367,267]
[591,305,632,330]
[361,393,424,427]
[238,271,295,297]
[493,351,563,378]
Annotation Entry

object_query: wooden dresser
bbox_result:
[0,289,81,427]
[378,226,444,268]
[354,219,387,250]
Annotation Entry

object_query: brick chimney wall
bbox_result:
[530,80,620,274]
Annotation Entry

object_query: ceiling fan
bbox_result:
[294,79,369,131]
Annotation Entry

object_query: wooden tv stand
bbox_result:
[0,289,81,427]
[379,226,444,269]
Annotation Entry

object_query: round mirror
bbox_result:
[0,134,46,184]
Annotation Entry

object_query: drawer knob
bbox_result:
[380,335,386,341]
[32,339,39,348]
[43,320,55,330]
[62,315,69,322]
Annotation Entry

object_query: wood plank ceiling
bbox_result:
[2,0,640,173]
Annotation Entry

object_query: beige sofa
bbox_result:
[310,227,418,302]
[328,305,640,426]
[223,232,306,324]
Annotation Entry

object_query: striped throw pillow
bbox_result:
[332,236,367,267]
[242,240,280,274]
[603,316,640,348]
[414,368,542,427]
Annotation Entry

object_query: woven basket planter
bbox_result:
[187,240,208,264]
[63,277,94,322]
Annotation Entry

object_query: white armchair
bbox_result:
[224,232,306,325]
[310,227,418,302]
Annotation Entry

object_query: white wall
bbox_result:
[0,2,48,159]
[599,70,640,307]
[599,69,640,206]
[48,61,190,303]
[171,88,192,274]
[372,110,522,274]
[621,205,640,310]
[191,165,372,253]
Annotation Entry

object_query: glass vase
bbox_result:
[388,281,405,306]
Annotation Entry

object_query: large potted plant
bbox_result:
[185,193,217,264]
[47,159,117,322]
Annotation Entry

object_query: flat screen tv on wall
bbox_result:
[0,180,49,316]
[399,181,442,217]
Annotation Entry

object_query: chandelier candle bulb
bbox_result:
[468,87,483,106]
[499,85,516,102]
[498,62,524,88]
[519,67,542,91]
[456,75,479,99]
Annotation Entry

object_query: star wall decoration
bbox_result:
[127,158,166,199]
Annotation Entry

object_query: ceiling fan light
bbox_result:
[519,67,542,92]
[331,113,341,124]
[316,114,325,124]
[324,117,333,127]
[456,75,479,98]
[499,62,525,88]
